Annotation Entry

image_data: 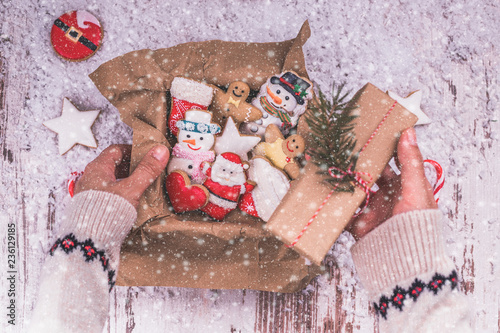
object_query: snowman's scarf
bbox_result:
[172,144,215,183]
[260,96,292,130]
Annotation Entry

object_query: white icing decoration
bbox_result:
[198,123,208,133]
[43,98,100,155]
[76,10,101,29]
[176,121,186,130]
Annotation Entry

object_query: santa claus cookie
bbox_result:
[240,71,313,138]
[253,124,305,179]
[210,81,262,127]
[51,10,103,61]
[200,153,255,221]
[167,110,221,184]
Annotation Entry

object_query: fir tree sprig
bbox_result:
[304,83,359,192]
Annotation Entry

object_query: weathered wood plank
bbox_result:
[439,53,499,331]
[467,54,499,332]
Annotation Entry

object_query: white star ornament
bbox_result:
[214,117,261,160]
[388,90,431,125]
[43,98,101,155]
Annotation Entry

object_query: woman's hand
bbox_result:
[347,128,437,240]
[74,144,170,208]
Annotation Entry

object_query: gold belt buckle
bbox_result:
[65,26,83,43]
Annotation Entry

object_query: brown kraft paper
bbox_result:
[266,83,418,266]
[89,21,322,292]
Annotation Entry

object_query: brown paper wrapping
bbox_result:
[89,21,321,292]
[266,83,418,265]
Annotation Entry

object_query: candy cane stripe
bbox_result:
[424,159,445,203]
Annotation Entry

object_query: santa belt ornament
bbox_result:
[260,97,292,129]
[208,190,238,209]
[53,18,98,51]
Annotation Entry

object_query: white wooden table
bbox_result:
[1,1,499,332]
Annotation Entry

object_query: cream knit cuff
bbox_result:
[58,190,137,264]
[350,209,456,297]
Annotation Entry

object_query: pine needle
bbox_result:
[304,83,359,192]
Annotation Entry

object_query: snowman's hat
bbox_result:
[270,71,311,105]
[176,109,221,135]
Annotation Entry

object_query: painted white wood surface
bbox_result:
[1,1,499,332]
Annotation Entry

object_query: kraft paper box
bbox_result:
[89,21,322,292]
[266,83,418,266]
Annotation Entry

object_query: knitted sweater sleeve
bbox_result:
[351,209,472,333]
[28,190,137,332]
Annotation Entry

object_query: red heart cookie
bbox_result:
[165,171,209,213]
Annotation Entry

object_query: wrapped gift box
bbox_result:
[266,83,418,265]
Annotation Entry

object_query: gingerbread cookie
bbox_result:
[51,10,103,61]
[253,124,305,179]
[210,81,262,127]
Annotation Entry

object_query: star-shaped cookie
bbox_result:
[214,117,261,160]
[388,90,431,125]
[43,98,100,155]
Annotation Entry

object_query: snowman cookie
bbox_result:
[167,110,221,184]
[210,81,262,127]
[253,124,305,179]
[240,71,313,138]
[51,10,103,61]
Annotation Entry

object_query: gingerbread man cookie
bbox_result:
[210,81,262,127]
[253,124,305,179]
